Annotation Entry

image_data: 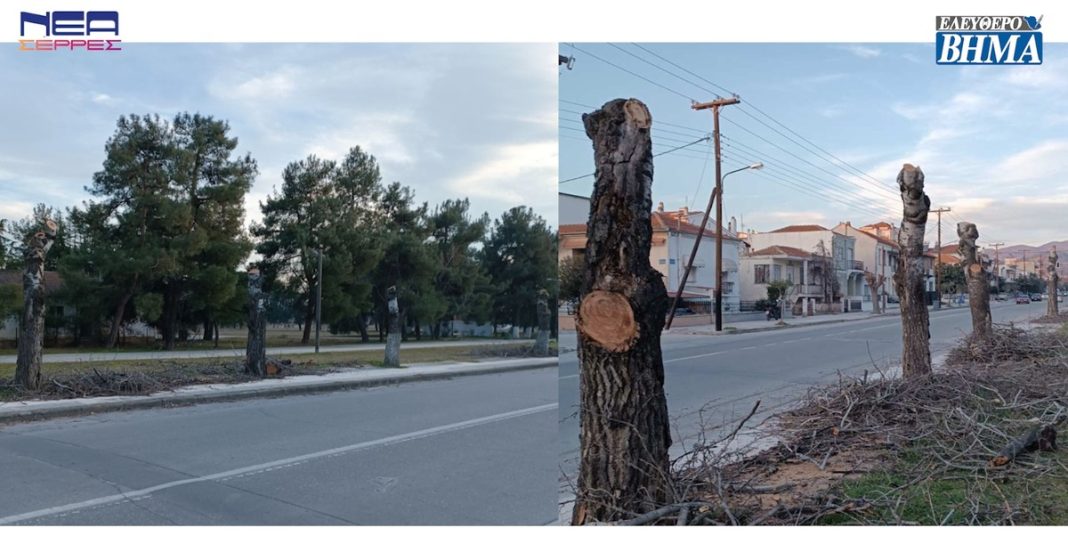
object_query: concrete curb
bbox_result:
[0,357,558,425]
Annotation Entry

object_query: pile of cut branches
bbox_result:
[635,326,1068,526]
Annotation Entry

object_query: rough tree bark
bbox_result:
[894,164,933,378]
[246,268,267,376]
[1048,246,1060,317]
[571,98,672,525]
[958,222,992,342]
[383,285,401,367]
[15,219,58,390]
[863,271,885,314]
[533,288,551,356]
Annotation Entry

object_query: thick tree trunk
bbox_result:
[534,288,551,356]
[958,222,992,342]
[1048,247,1060,317]
[246,269,267,376]
[864,272,885,315]
[15,221,58,390]
[572,99,672,525]
[202,318,214,341]
[383,286,401,367]
[358,316,370,343]
[894,164,933,377]
[105,290,134,349]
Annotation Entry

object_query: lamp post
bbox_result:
[666,161,763,330]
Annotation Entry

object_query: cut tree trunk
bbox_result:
[105,290,134,349]
[990,424,1056,467]
[15,220,58,390]
[571,98,673,525]
[1048,247,1060,317]
[864,272,885,315]
[246,269,267,376]
[383,286,401,367]
[534,288,551,356]
[957,222,992,343]
[894,164,933,378]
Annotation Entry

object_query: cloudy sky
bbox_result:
[560,43,1068,247]
[0,43,557,231]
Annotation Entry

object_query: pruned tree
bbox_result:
[894,164,933,377]
[15,219,58,390]
[246,268,267,376]
[958,222,992,343]
[533,288,550,356]
[383,285,401,367]
[864,270,886,314]
[571,98,672,525]
[1048,246,1060,317]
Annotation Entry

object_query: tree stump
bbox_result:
[957,222,993,343]
[571,98,672,525]
[15,219,58,390]
[384,285,401,367]
[894,164,933,377]
[533,288,551,356]
[246,268,267,376]
[864,271,885,314]
[1048,246,1059,317]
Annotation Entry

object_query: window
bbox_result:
[754,264,769,284]
[658,258,667,264]
[772,264,782,281]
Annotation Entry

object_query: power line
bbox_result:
[559,136,712,184]
[564,43,698,103]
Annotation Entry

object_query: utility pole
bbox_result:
[932,206,951,309]
[315,247,323,353]
[990,242,1005,296]
[692,96,740,331]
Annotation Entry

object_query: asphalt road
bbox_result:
[0,367,557,525]
[0,339,527,364]
[558,301,1045,481]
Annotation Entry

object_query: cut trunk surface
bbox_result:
[572,98,672,525]
[894,164,933,378]
[990,424,1057,467]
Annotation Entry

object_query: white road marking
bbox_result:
[0,402,557,525]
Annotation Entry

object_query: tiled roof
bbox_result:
[749,245,814,259]
[768,224,829,233]
[559,216,742,241]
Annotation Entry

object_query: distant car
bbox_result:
[1030,293,1043,302]
[994,293,1008,301]
[1016,294,1031,304]
[886,295,899,304]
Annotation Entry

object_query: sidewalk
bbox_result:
[0,357,558,424]
[667,304,971,336]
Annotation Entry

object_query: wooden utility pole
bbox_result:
[932,207,951,309]
[989,242,1005,296]
[15,219,58,390]
[246,268,267,376]
[691,96,739,331]
[894,164,933,377]
[315,248,323,353]
[572,98,672,525]
[957,222,992,343]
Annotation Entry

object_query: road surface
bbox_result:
[559,301,1044,481]
[0,339,527,365]
[0,367,557,525]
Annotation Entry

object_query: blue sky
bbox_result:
[0,43,557,231]
[559,43,1068,247]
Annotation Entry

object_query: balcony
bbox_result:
[849,260,864,271]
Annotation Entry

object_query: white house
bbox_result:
[745,224,864,312]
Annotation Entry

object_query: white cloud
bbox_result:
[842,45,881,59]
[994,140,1068,185]
[446,141,557,205]
[91,93,115,105]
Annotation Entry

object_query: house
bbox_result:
[558,198,744,319]
[833,222,900,310]
[744,224,864,312]
[738,245,828,315]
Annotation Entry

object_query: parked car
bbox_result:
[1030,292,1043,302]
[994,293,1008,301]
[1016,294,1031,304]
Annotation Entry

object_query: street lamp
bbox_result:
[666,161,764,330]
